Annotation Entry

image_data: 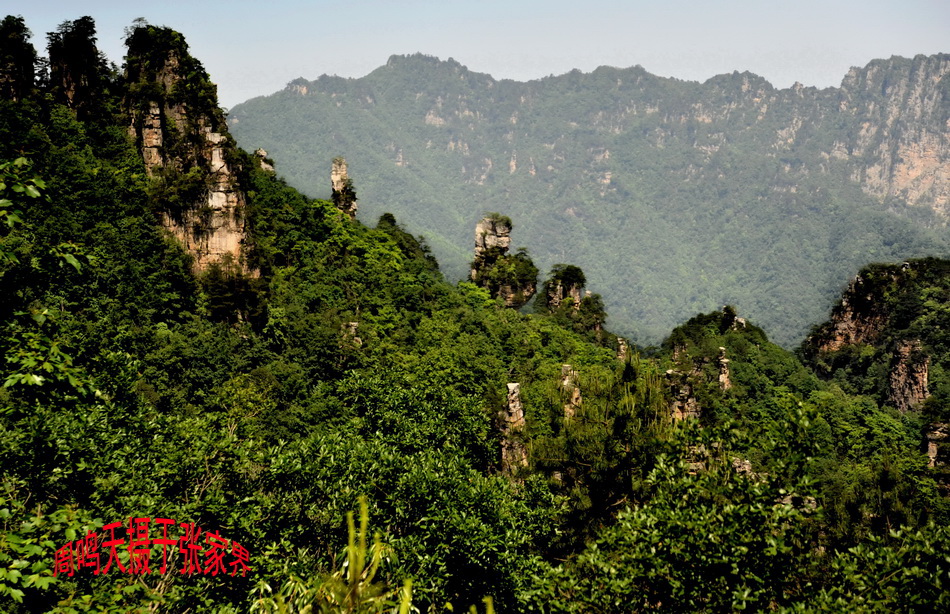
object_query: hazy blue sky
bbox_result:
[11,0,949,108]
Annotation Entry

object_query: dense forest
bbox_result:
[1,15,949,613]
[228,53,950,347]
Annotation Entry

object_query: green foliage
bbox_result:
[252,497,412,614]
[46,17,114,120]
[471,247,538,308]
[529,447,818,612]
[786,524,950,612]
[228,54,950,346]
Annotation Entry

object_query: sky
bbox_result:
[10,0,950,109]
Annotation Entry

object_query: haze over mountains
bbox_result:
[229,54,950,346]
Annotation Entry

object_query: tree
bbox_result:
[0,16,37,102]
[46,16,110,117]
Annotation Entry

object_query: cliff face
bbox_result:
[808,271,897,353]
[836,55,950,217]
[888,339,930,413]
[125,25,249,274]
[801,259,950,415]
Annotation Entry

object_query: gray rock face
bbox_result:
[548,280,583,311]
[807,271,896,353]
[837,55,950,218]
[473,216,511,261]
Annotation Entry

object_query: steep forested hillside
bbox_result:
[1,15,949,614]
[229,53,950,346]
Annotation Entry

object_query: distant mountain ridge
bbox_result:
[228,53,950,346]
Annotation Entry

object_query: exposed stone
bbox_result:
[473,215,511,261]
[494,281,536,309]
[838,55,950,218]
[548,279,583,311]
[810,273,894,353]
[341,321,362,348]
[255,148,275,172]
[46,17,102,115]
[718,347,732,391]
[470,215,537,308]
[125,27,251,275]
[667,369,700,421]
[501,383,528,476]
[140,102,164,171]
[617,338,629,362]
[732,457,753,475]
[331,157,357,219]
[888,339,930,413]
[925,423,950,468]
[561,364,582,419]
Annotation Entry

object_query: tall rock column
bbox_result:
[331,157,357,219]
[501,383,528,476]
[470,214,537,308]
[124,24,250,274]
[561,365,582,419]
[717,347,732,391]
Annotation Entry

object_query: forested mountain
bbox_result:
[229,53,950,346]
[1,14,949,613]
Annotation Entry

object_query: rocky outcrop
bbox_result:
[470,214,537,308]
[808,271,896,353]
[472,215,512,269]
[665,343,732,420]
[46,17,105,116]
[617,338,629,362]
[551,281,583,311]
[717,347,732,391]
[124,24,250,274]
[925,423,950,497]
[341,321,362,348]
[560,364,582,419]
[925,423,949,468]
[331,157,357,219]
[255,148,275,172]
[667,369,700,421]
[501,383,528,476]
[547,274,584,311]
[888,339,930,413]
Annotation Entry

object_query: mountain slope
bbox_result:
[228,54,950,346]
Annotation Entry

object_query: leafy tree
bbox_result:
[0,16,36,102]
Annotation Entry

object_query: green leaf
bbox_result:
[62,253,82,272]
